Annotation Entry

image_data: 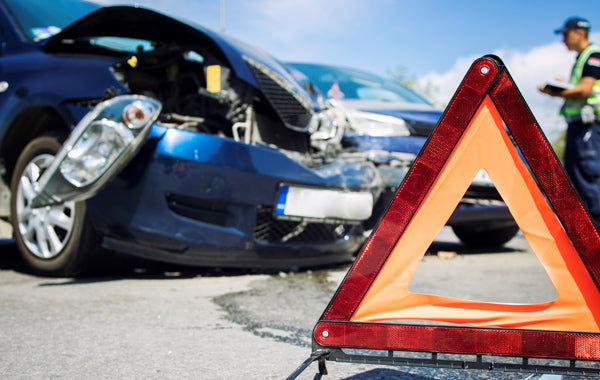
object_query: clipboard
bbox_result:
[544,81,573,92]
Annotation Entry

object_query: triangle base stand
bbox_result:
[286,349,329,380]
[286,347,600,379]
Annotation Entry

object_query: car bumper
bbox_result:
[86,125,376,268]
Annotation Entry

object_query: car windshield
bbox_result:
[290,63,431,105]
[2,0,100,41]
[88,37,155,53]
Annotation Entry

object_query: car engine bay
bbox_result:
[108,43,349,163]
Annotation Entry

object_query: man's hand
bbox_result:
[539,76,596,99]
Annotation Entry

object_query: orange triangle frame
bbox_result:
[352,95,600,331]
[313,55,600,360]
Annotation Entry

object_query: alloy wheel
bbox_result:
[15,153,76,259]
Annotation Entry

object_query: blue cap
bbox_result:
[555,17,591,34]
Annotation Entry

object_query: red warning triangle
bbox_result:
[313,55,600,360]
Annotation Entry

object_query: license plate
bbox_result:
[275,185,373,222]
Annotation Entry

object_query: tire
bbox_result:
[451,223,519,248]
[10,136,102,276]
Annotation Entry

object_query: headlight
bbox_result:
[30,95,161,207]
[60,119,132,187]
[346,110,410,137]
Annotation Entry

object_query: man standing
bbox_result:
[539,17,600,227]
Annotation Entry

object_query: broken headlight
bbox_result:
[346,109,410,137]
[30,95,162,207]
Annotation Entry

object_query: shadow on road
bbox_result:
[0,238,350,283]
[288,367,437,380]
[342,368,436,379]
[0,233,525,283]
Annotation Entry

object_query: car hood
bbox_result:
[43,6,313,114]
[339,99,443,137]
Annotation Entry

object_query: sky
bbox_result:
[92,0,600,139]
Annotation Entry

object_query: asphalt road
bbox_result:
[0,228,590,379]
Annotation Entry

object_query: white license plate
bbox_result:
[275,185,373,222]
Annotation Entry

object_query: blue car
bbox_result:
[288,63,519,246]
[0,0,381,276]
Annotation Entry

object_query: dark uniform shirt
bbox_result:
[581,51,600,80]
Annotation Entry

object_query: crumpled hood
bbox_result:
[43,5,311,109]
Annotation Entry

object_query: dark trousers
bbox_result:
[564,119,600,227]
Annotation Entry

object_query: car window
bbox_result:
[290,63,431,105]
[88,37,155,53]
[1,0,100,41]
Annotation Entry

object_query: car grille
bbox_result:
[254,206,352,243]
[245,57,314,131]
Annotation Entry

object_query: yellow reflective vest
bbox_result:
[561,44,600,118]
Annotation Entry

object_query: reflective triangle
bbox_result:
[351,96,600,332]
[313,55,600,360]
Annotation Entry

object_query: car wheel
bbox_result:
[10,135,102,276]
[451,223,519,248]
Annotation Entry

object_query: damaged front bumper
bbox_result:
[29,96,382,268]
[88,126,381,268]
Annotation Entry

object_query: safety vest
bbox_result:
[561,44,600,117]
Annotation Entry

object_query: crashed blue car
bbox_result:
[0,0,382,276]
[288,63,519,246]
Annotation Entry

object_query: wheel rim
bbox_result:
[15,153,76,259]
